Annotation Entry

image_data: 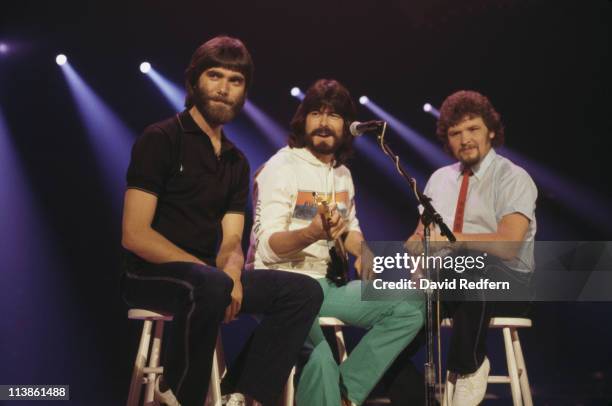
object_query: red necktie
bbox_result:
[453,169,472,233]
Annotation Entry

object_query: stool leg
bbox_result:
[144,319,165,404]
[127,319,153,406]
[283,366,296,406]
[503,327,523,406]
[334,326,348,363]
[511,329,533,406]
[441,371,454,406]
[208,334,223,406]
[333,327,355,406]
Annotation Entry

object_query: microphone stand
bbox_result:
[373,123,455,405]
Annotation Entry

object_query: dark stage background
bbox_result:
[1,1,611,404]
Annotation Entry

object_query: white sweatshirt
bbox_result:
[246,146,361,279]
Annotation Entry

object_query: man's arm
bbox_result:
[217,212,245,322]
[268,206,345,258]
[121,188,205,264]
[344,230,364,257]
[406,212,530,260]
[217,213,245,277]
[452,212,530,259]
[344,230,365,276]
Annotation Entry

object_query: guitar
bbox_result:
[313,192,349,286]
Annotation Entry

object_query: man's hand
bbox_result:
[354,254,362,277]
[307,203,347,241]
[405,227,455,255]
[223,267,243,323]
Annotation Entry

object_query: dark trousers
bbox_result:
[443,300,531,375]
[381,327,427,405]
[121,260,323,406]
[381,262,532,404]
[443,261,532,375]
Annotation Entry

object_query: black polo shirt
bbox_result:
[126,110,250,265]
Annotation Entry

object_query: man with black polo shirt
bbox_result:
[120,36,323,406]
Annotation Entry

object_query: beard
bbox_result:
[456,145,483,168]
[192,88,245,127]
[306,126,342,155]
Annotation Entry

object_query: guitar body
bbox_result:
[327,241,349,287]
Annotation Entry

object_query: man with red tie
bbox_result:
[406,90,537,405]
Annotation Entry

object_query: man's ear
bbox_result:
[489,131,495,139]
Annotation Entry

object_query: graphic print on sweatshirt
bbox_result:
[293,190,349,220]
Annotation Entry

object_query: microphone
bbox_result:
[349,120,385,136]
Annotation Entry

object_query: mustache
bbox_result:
[208,96,234,106]
[310,127,335,137]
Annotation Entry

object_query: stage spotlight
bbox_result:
[289,86,305,100]
[243,100,287,149]
[422,102,441,118]
[140,62,151,74]
[362,97,450,166]
[60,63,134,206]
[55,54,67,66]
[359,96,369,105]
[0,43,8,54]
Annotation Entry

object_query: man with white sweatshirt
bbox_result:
[246,79,425,406]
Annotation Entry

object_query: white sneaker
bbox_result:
[154,375,181,406]
[221,393,246,406]
[452,357,490,405]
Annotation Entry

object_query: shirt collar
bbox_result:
[456,148,497,181]
[179,109,236,155]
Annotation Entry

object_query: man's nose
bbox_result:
[319,113,329,125]
[217,79,229,96]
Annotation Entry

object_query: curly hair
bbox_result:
[184,35,254,109]
[436,90,505,150]
[288,79,357,167]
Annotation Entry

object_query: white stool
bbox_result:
[441,317,534,406]
[283,317,355,406]
[208,333,225,406]
[126,309,173,406]
[319,317,349,362]
[126,309,225,406]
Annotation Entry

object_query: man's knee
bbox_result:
[192,269,233,309]
[393,301,426,331]
[293,275,324,311]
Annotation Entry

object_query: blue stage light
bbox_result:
[55,54,67,66]
[140,62,151,74]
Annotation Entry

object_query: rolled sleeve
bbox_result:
[253,162,297,263]
[226,159,250,214]
[346,175,362,233]
[497,168,538,222]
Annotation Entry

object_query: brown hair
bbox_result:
[436,90,505,150]
[184,36,254,108]
[288,79,356,167]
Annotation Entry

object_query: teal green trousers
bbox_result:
[296,279,425,406]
